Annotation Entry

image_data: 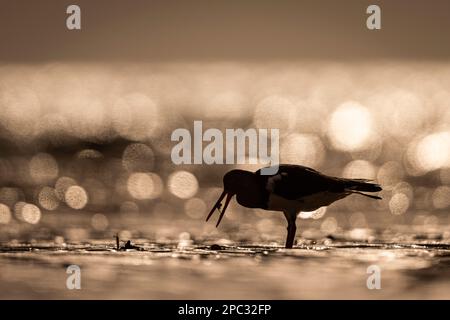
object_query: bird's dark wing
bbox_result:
[255,164,344,200]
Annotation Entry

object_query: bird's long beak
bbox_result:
[216,193,233,227]
[206,190,226,222]
[206,190,234,227]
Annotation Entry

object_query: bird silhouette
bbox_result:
[206,164,382,248]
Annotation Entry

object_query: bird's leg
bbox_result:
[285,223,296,248]
[283,211,297,249]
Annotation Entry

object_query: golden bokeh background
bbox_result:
[0,0,450,301]
[0,0,449,245]
[0,62,449,243]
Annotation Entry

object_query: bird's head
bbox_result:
[206,169,254,227]
[223,169,255,193]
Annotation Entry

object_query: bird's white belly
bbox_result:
[267,191,349,213]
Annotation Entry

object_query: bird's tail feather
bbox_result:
[343,178,382,193]
[350,190,382,200]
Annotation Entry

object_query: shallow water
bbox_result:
[1,238,449,299]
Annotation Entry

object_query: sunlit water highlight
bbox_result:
[0,234,449,299]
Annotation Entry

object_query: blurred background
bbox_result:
[1,61,450,244]
[0,0,449,300]
[0,0,449,245]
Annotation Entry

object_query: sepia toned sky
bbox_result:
[1,0,450,62]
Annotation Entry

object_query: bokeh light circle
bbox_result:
[122,143,155,172]
[38,186,60,211]
[21,203,41,224]
[65,185,88,210]
[127,172,163,200]
[91,213,109,231]
[0,187,20,207]
[29,153,59,184]
[168,171,199,199]
[55,176,78,200]
[377,161,404,190]
[280,134,325,168]
[0,203,11,224]
[389,193,410,215]
[414,132,450,173]
[432,186,450,209]
[327,101,375,152]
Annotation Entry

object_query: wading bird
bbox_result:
[207,165,382,248]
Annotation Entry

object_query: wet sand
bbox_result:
[1,238,449,299]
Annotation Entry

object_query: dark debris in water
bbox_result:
[115,234,145,251]
[210,244,222,251]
